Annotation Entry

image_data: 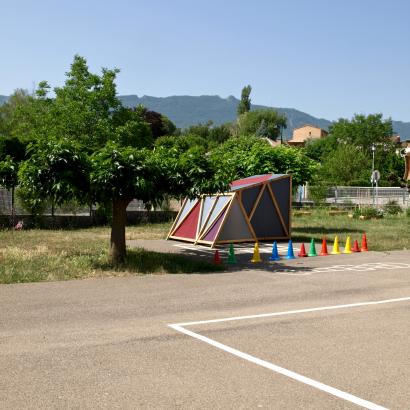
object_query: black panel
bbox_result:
[250,188,285,238]
[241,186,261,215]
[270,178,290,228]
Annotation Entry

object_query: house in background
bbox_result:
[287,124,328,146]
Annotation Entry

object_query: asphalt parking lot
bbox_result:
[1,243,409,409]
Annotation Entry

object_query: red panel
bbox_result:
[231,174,272,188]
[172,201,201,239]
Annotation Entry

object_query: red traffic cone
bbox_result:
[352,239,361,252]
[319,238,328,256]
[361,233,368,252]
[298,243,307,257]
[214,250,222,265]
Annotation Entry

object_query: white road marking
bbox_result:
[169,296,410,409]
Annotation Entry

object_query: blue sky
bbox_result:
[1,0,409,121]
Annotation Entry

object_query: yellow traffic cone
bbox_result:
[343,236,352,254]
[251,242,262,263]
[331,235,341,255]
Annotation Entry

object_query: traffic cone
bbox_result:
[298,243,307,257]
[269,241,280,261]
[319,237,328,256]
[251,242,262,263]
[227,243,237,264]
[214,250,222,265]
[361,233,368,252]
[285,239,295,259]
[352,239,361,252]
[343,236,352,254]
[308,238,317,257]
[331,235,341,255]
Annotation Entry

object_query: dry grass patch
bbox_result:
[0,223,223,284]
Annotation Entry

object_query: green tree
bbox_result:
[237,85,252,116]
[236,109,287,141]
[18,55,226,264]
[212,136,317,186]
[329,113,393,152]
[317,145,371,186]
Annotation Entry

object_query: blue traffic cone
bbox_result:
[269,241,280,261]
[285,239,296,259]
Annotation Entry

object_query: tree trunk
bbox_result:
[109,198,131,264]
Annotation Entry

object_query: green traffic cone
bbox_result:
[308,238,317,257]
[227,243,237,264]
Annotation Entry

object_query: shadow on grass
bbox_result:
[95,248,226,275]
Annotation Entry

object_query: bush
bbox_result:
[359,206,383,218]
[406,207,410,218]
[383,200,402,215]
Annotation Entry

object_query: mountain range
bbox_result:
[1,94,409,139]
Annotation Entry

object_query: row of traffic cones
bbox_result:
[213,233,368,264]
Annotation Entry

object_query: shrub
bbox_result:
[383,200,402,215]
[406,207,410,218]
[360,206,383,218]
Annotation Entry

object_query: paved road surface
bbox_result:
[1,249,409,409]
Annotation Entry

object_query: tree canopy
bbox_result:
[236,109,287,141]
[237,85,252,116]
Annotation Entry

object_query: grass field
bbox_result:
[292,209,409,252]
[0,210,408,284]
[0,223,223,284]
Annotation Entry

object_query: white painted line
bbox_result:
[169,296,410,409]
[173,296,410,327]
[169,324,388,410]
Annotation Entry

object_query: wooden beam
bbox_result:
[212,195,236,247]
[249,185,265,220]
[267,183,289,236]
[237,192,257,241]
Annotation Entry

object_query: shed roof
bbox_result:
[230,173,287,191]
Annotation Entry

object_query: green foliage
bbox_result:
[0,156,18,190]
[305,134,338,162]
[136,105,176,138]
[112,106,153,148]
[18,140,90,210]
[383,200,402,215]
[317,145,371,186]
[329,113,393,151]
[90,143,155,205]
[237,85,252,116]
[236,109,287,141]
[359,206,384,218]
[406,207,410,218]
[211,136,317,186]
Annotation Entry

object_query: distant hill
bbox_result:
[1,94,409,139]
[119,95,332,138]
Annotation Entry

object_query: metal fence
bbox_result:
[0,189,147,215]
[325,186,409,207]
[294,185,409,208]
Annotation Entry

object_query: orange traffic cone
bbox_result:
[352,239,361,252]
[319,238,328,256]
[361,233,368,252]
[298,243,307,257]
[214,250,222,264]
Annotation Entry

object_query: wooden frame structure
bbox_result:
[167,174,292,247]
